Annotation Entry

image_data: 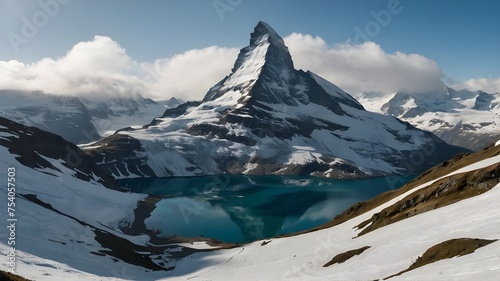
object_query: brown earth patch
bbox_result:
[384,238,498,279]
[323,246,371,267]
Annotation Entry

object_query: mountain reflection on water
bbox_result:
[119,174,413,243]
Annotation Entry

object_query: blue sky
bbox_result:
[0,0,498,99]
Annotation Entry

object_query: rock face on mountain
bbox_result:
[379,86,500,151]
[83,21,466,179]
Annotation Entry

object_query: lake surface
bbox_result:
[119,174,414,243]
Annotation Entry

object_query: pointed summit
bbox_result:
[203,21,296,103]
[236,21,295,78]
[245,21,295,74]
[251,21,286,48]
[203,21,363,113]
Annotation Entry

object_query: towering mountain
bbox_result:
[3,21,499,281]
[83,21,466,179]
[375,85,500,150]
[198,21,365,139]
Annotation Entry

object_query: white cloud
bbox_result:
[284,33,445,95]
[141,46,238,101]
[0,36,238,101]
[0,36,145,99]
[0,33,497,102]
[453,78,500,93]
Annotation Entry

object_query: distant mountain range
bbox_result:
[357,85,500,151]
[0,90,182,144]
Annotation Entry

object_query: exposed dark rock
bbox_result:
[82,133,157,178]
[160,101,202,119]
[323,246,371,267]
[0,270,32,281]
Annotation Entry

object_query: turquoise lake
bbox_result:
[119,174,414,243]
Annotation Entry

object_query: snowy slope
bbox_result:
[357,85,500,150]
[0,163,149,281]
[84,22,466,179]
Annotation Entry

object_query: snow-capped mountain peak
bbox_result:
[203,21,297,106]
[251,21,286,47]
[248,21,296,75]
[202,21,361,116]
[83,21,467,180]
